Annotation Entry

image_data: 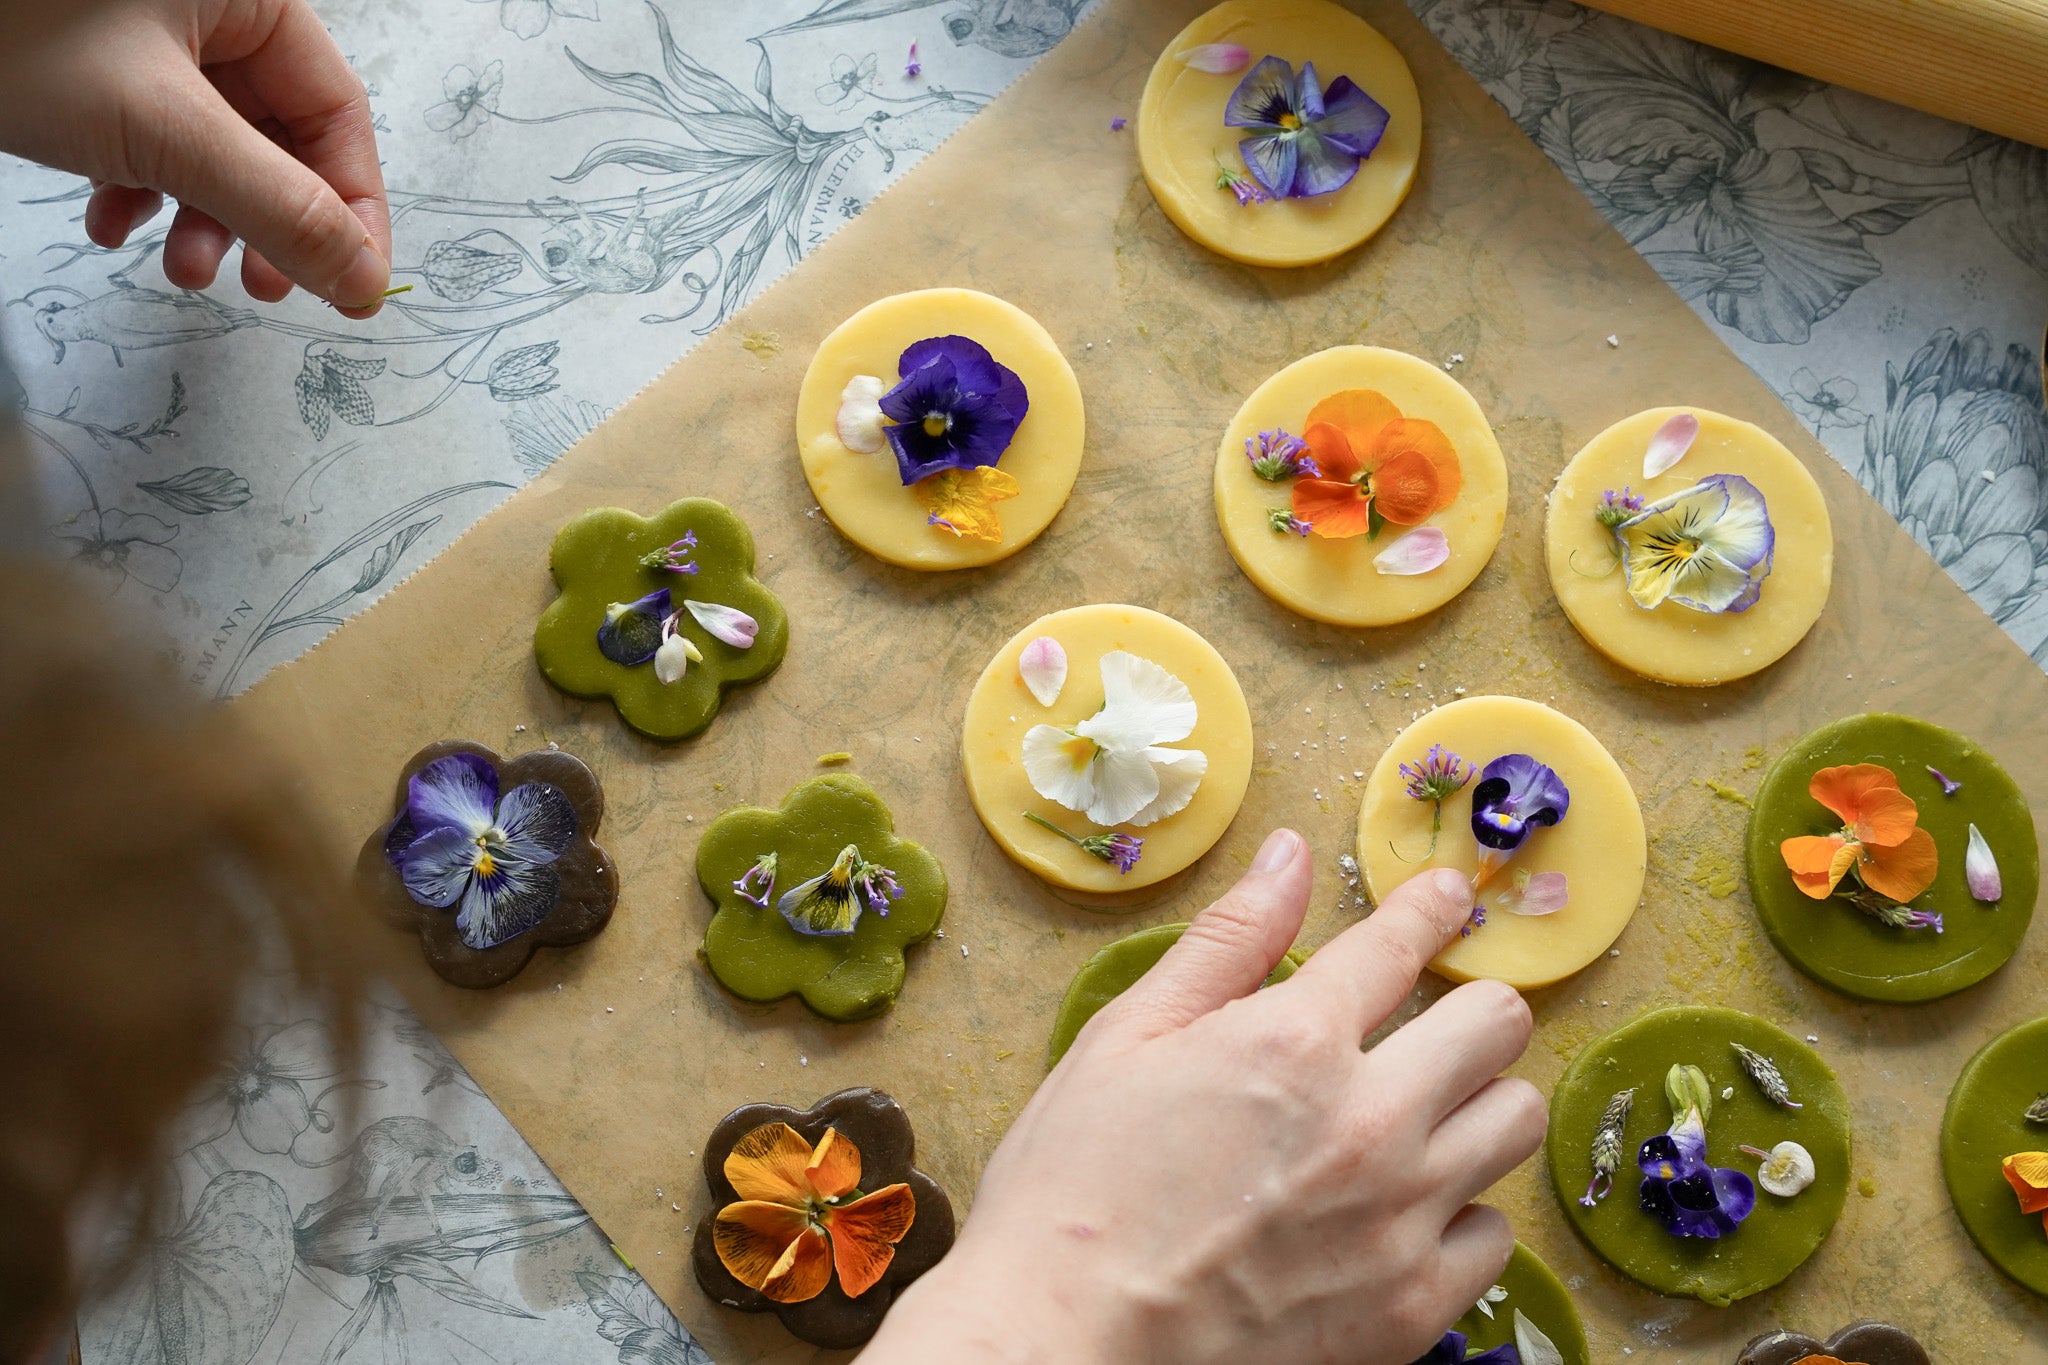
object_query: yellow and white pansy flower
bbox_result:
[1021,651,1208,828]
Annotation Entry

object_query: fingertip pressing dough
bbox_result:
[796,289,1084,570]
[1942,1015,2048,1297]
[1047,922,1301,1066]
[1546,406,1832,686]
[1746,713,2036,1003]
[1216,346,1508,626]
[1549,1006,1852,1306]
[1137,0,1423,267]
[963,605,1254,893]
[1449,1242,1589,1365]
[1359,696,1644,990]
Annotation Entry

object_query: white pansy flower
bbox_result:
[1021,651,1208,828]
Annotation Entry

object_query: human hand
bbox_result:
[866,830,1545,1365]
[0,0,390,316]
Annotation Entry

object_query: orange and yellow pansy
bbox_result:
[914,466,1019,544]
[712,1121,916,1303]
[2003,1152,2048,1233]
[1779,763,1939,905]
[1290,389,1461,539]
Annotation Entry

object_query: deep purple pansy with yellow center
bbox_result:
[384,753,578,949]
[1224,56,1390,200]
[878,335,1029,485]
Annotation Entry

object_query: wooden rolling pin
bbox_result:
[1579,0,2048,149]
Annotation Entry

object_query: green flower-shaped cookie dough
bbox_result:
[1450,1242,1589,1365]
[698,775,944,1021]
[535,498,788,741]
[1047,922,1300,1066]
[1548,1006,1851,1306]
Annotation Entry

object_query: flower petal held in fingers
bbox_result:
[1292,390,1461,539]
[1967,823,2003,902]
[714,1122,916,1303]
[684,599,759,649]
[879,336,1029,483]
[1018,636,1068,706]
[914,466,1020,543]
[1374,526,1450,575]
[1224,56,1389,199]
[1021,652,1206,828]
[1641,411,1700,479]
[836,374,888,453]
[1779,763,1938,904]
[596,589,671,666]
[1615,474,1775,613]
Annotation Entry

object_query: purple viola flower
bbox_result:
[1595,486,1645,529]
[1224,55,1391,200]
[879,335,1029,484]
[1246,428,1318,481]
[1214,155,1274,206]
[1470,754,1568,886]
[1022,812,1144,874]
[640,534,700,574]
[1638,1065,1755,1239]
[597,587,672,666]
[1408,1331,1519,1365]
[734,852,777,908]
[1401,744,1471,803]
[1267,507,1313,536]
[383,753,578,950]
[855,860,905,916]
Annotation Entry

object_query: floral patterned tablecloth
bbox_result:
[5,0,2039,1361]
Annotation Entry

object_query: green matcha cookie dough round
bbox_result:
[1451,1242,1588,1365]
[697,774,944,1021]
[1746,713,2036,1003]
[1942,1015,2048,1297]
[1047,922,1298,1065]
[1549,1006,1851,1306]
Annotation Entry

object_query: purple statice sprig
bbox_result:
[1595,487,1645,530]
[733,851,777,908]
[1391,743,1472,862]
[856,860,905,917]
[1214,153,1274,206]
[1246,428,1318,481]
[639,530,700,574]
[1023,811,1143,874]
[1840,886,1943,933]
[1267,507,1312,537]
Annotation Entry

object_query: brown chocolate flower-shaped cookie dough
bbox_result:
[1738,1320,1930,1365]
[359,740,617,989]
[692,1087,956,1350]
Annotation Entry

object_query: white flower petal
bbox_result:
[1514,1310,1567,1365]
[1497,870,1570,916]
[1084,749,1163,827]
[1374,526,1450,576]
[835,374,888,453]
[1126,747,1209,827]
[1642,411,1699,479]
[1022,725,1100,814]
[653,633,701,685]
[1018,636,1067,707]
[1967,823,2003,902]
[1076,651,1197,751]
[1176,42,1251,74]
[1757,1140,1815,1197]
[683,598,758,649]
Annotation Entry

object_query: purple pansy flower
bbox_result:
[1224,55,1390,200]
[383,753,578,950]
[1470,754,1569,886]
[597,587,671,665]
[878,335,1029,485]
[1409,1331,1519,1364]
[1638,1065,1755,1239]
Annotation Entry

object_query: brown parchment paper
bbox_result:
[234,1,2048,1359]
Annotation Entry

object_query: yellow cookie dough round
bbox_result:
[1545,407,1833,686]
[1136,0,1423,268]
[1359,696,1645,990]
[1215,346,1507,626]
[964,605,1254,893]
[796,289,1084,570]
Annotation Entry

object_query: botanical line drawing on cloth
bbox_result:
[761,0,1090,59]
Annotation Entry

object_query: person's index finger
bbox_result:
[214,0,389,257]
[1285,867,1473,1034]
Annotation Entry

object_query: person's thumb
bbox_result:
[1107,828,1311,1039]
[135,62,388,308]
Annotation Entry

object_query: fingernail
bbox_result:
[1428,866,1476,911]
[1251,828,1300,873]
[330,241,389,308]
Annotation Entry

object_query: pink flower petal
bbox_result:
[1176,43,1251,74]
[683,599,758,649]
[1967,823,2002,903]
[1374,527,1450,576]
[1018,635,1067,707]
[1642,411,1700,479]
[1499,871,1570,916]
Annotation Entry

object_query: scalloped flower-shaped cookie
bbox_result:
[535,498,788,741]
[697,774,945,1020]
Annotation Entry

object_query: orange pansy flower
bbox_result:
[712,1122,916,1303]
[2004,1152,2048,1224]
[1778,763,1939,904]
[1290,389,1462,540]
